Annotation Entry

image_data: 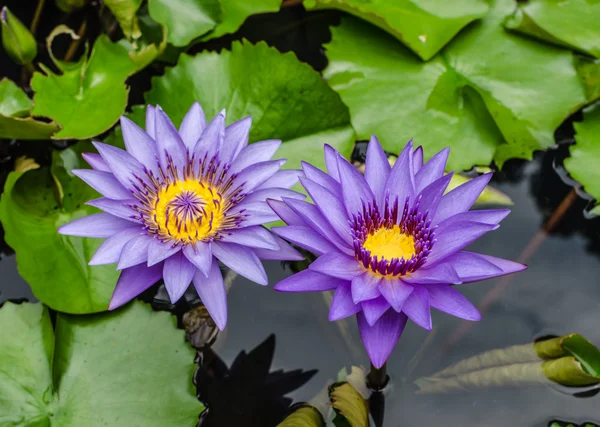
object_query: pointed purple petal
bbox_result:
[437,209,510,229]
[324,144,341,181]
[337,154,376,216]
[434,173,493,224]
[414,147,449,193]
[426,221,497,267]
[455,252,526,283]
[309,252,364,280]
[301,161,340,195]
[329,281,360,321]
[402,286,432,330]
[86,198,139,222]
[351,271,382,303]
[272,225,338,255]
[417,173,453,216]
[120,116,159,175]
[155,107,187,174]
[365,135,390,207]
[221,116,252,164]
[427,284,481,321]
[401,262,461,285]
[212,241,267,285]
[72,169,132,200]
[194,110,224,159]
[58,213,135,238]
[300,178,352,244]
[242,187,304,205]
[267,199,305,226]
[179,102,206,150]
[253,235,305,261]
[258,169,302,190]
[182,241,212,276]
[412,146,423,173]
[82,152,110,172]
[93,142,149,193]
[220,226,279,250]
[109,262,163,310]
[163,251,196,303]
[361,296,390,326]
[89,227,145,265]
[117,234,153,269]
[275,269,344,292]
[230,160,286,195]
[385,141,415,208]
[145,105,156,139]
[147,238,181,266]
[378,278,413,312]
[193,258,227,330]
[357,310,408,368]
[230,140,281,174]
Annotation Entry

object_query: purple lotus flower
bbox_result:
[58,103,304,329]
[272,137,526,367]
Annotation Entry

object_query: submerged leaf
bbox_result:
[504,0,600,58]
[305,0,489,60]
[324,0,587,170]
[0,301,202,426]
[0,143,118,313]
[329,382,369,427]
[31,33,140,139]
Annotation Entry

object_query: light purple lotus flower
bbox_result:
[58,103,304,329]
[272,137,526,367]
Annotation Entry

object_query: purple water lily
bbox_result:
[58,103,304,329]
[272,137,526,367]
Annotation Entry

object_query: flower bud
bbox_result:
[1,7,37,65]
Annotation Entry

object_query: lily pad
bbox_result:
[202,0,281,40]
[31,33,140,140]
[305,0,489,60]
[145,40,355,164]
[0,142,120,314]
[0,301,202,426]
[564,103,600,210]
[277,406,325,427]
[0,78,59,140]
[504,0,600,58]
[148,0,220,46]
[329,382,369,427]
[104,0,144,40]
[324,0,587,171]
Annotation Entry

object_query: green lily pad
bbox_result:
[305,0,489,60]
[104,0,144,40]
[0,301,202,426]
[564,103,600,210]
[148,0,220,46]
[0,142,120,314]
[504,0,600,58]
[202,0,281,41]
[0,78,60,140]
[324,0,587,171]
[575,57,600,103]
[31,33,140,140]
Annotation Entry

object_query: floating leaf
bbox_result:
[145,41,355,177]
[305,0,489,60]
[104,0,144,40]
[504,0,600,58]
[31,33,140,139]
[329,382,369,427]
[576,57,600,103]
[277,405,325,427]
[148,0,220,46]
[564,103,600,210]
[203,0,281,40]
[0,143,120,313]
[0,78,59,140]
[324,0,587,171]
[0,301,202,426]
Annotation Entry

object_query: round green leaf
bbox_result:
[504,0,600,58]
[0,143,119,314]
[0,301,203,426]
[31,34,139,140]
[305,0,489,60]
[203,0,281,41]
[324,0,587,170]
[564,103,600,209]
[148,0,220,46]
[0,78,60,140]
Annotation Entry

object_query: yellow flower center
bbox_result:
[153,179,224,243]
[363,226,416,261]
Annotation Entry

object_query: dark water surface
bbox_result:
[2,148,600,426]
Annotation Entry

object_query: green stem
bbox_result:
[30,0,46,35]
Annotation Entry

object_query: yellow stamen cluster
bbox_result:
[363,225,416,262]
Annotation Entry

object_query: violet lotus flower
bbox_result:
[272,137,526,367]
[58,103,304,329]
